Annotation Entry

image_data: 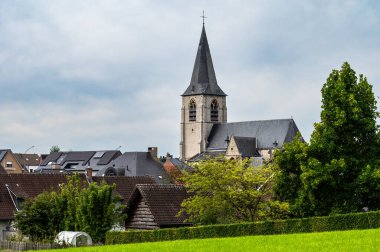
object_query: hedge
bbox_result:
[106,210,380,244]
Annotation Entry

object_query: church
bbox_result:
[180,24,301,162]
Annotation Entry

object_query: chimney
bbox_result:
[148,147,158,159]
[86,167,93,179]
[51,163,61,169]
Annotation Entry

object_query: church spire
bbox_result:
[182,24,226,97]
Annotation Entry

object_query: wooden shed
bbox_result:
[125,184,191,230]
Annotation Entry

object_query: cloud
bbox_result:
[0,0,379,156]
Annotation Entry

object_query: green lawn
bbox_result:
[42,228,380,252]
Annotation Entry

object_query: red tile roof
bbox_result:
[0,174,156,220]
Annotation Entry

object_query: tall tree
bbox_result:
[274,62,380,216]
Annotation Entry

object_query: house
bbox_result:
[125,184,191,230]
[14,153,41,173]
[0,150,24,174]
[179,24,302,162]
[163,154,191,183]
[36,148,170,183]
[0,173,156,241]
[105,149,170,184]
[35,150,122,175]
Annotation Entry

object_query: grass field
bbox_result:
[41,228,380,252]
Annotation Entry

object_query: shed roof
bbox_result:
[128,184,191,226]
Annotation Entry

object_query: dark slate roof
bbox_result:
[207,119,301,150]
[128,184,191,226]
[110,152,170,184]
[233,136,259,158]
[14,154,40,167]
[40,152,62,166]
[0,150,11,162]
[39,151,122,173]
[169,158,191,171]
[182,25,226,97]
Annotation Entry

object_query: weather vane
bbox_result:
[200,10,207,25]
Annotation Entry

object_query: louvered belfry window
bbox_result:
[211,100,218,122]
[189,100,196,121]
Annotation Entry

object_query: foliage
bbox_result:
[50,145,61,153]
[180,157,289,224]
[105,210,380,245]
[15,174,124,243]
[15,191,62,241]
[274,62,380,216]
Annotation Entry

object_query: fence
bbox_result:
[0,240,61,251]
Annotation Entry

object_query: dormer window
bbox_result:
[189,100,196,122]
[211,100,219,122]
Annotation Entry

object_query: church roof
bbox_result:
[207,119,301,150]
[182,25,226,97]
[232,136,259,158]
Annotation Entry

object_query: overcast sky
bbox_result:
[0,0,379,156]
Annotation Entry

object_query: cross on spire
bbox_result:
[200,10,207,25]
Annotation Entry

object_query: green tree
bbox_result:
[274,62,380,216]
[15,191,63,241]
[15,174,123,243]
[76,182,124,242]
[180,157,289,224]
[50,145,61,153]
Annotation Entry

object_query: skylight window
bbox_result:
[94,152,105,158]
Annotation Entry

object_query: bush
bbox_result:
[106,210,380,244]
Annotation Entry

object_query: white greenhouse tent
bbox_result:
[54,231,93,246]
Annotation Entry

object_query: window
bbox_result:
[211,100,219,122]
[93,151,105,158]
[189,100,196,121]
[6,162,12,168]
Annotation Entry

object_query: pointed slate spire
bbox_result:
[182,25,226,96]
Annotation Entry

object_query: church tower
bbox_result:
[180,24,227,161]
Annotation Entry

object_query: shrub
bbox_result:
[106,210,380,244]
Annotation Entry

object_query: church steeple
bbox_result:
[182,25,226,97]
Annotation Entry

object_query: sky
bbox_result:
[0,0,379,157]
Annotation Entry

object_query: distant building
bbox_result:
[14,153,41,173]
[0,150,24,174]
[35,148,170,183]
[180,24,302,162]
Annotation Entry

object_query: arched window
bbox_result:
[189,100,196,121]
[211,100,218,122]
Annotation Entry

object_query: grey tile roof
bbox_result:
[109,152,170,184]
[189,150,226,162]
[233,136,259,158]
[39,151,122,173]
[169,158,191,171]
[0,150,10,162]
[182,25,226,97]
[207,119,301,150]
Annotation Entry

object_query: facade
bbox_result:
[0,150,24,174]
[14,153,41,173]
[180,25,301,161]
